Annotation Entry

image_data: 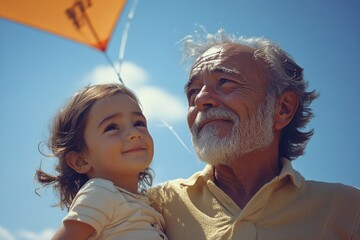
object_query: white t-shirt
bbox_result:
[64,178,167,240]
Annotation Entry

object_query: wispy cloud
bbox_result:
[17,229,55,240]
[86,61,148,89]
[84,61,187,122]
[0,226,15,240]
[0,226,55,240]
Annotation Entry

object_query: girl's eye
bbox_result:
[134,120,147,128]
[104,123,119,132]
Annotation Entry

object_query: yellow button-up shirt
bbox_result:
[149,159,360,240]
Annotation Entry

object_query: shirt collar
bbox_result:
[278,158,304,188]
[180,158,304,188]
[180,164,213,187]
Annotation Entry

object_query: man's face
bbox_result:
[186,44,275,165]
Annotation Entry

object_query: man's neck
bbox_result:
[214,150,281,209]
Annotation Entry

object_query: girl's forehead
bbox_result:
[89,94,142,119]
[96,93,137,105]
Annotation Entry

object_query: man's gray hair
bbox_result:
[181,28,319,160]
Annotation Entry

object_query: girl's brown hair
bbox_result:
[35,83,153,210]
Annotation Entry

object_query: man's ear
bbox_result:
[66,151,92,174]
[274,91,299,130]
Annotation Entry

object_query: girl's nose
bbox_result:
[128,127,142,141]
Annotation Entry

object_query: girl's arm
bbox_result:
[52,220,95,240]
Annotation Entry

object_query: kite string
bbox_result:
[118,0,139,74]
[104,52,124,85]
[159,119,192,154]
[102,0,139,86]
[115,0,192,155]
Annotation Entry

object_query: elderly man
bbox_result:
[149,30,360,240]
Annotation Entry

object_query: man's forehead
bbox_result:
[190,44,256,75]
[191,46,225,71]
[201,45,225,58]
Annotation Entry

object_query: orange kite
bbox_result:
[0,0,127,51]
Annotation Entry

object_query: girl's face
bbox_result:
[82,93,154,188]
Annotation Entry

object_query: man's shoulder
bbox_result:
[304,179,359,191]
[302,180,360,201]
[299,180,360,236]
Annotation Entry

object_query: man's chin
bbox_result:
[199,156,235,166]
[194,147,235,166]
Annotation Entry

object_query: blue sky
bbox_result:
[1,1,359,239]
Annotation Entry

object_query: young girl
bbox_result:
[36,83,167,240]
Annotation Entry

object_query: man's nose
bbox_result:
[194,85,218,111]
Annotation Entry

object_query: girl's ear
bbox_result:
[66,151,92,174]
[273,91,299,130]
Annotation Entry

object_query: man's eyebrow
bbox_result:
[212,66,242,76]
[184,66,243,92]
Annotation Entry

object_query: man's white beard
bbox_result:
[190,97,275,166]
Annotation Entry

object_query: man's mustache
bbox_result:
[191,108,238,135]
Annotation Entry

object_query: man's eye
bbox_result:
[104,123,119,132]
[187,89,199,100]
[134,120,147,128]
[219,78,232,85]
